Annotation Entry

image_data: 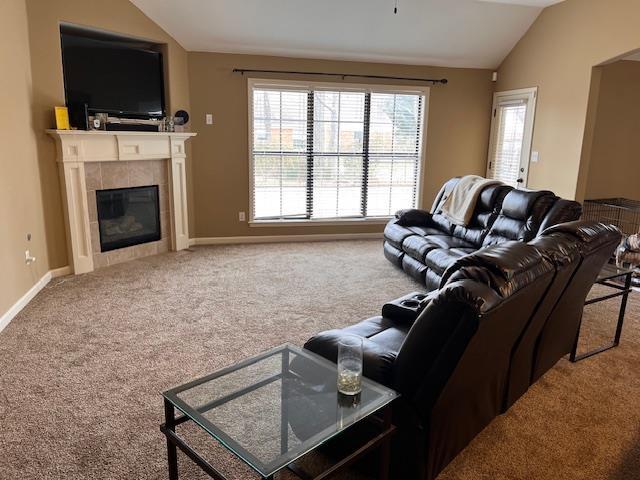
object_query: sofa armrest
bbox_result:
[395,208,433,227]
[304,326,397,386]
[381,291,436,325]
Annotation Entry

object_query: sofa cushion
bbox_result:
[407,226,445,237]
[425,235,474,250]
[402,235,441,260]
[425,247,476,274]
[428,182,510,240]
[402,254,429,283]
[451,212,491,246]
[483,190,556,246]
[383,242,404,267]
[402,233,473,261]
[449,184,511,247]
[502,190,551,220]
[430,212,455,235]
[537,199,583,233]
[384,222,415,249]
[425,269,443,291]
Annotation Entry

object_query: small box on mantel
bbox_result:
[54,106,70,130]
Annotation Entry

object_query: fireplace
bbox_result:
[96,185,161,252]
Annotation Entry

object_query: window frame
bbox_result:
[247,78,430,226]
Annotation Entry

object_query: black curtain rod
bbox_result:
[232,68,448,85]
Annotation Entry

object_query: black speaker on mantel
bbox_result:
[174,110,190,126]
[68,102,89,130]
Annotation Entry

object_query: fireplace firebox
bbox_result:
[96,185,161,252]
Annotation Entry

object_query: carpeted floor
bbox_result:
[0,240,638,480]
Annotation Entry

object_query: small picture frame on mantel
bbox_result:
[54,106,70,130]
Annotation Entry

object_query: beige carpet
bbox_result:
[0,240,638,480]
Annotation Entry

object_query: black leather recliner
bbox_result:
[383,177,583,290]
[304,221,621,480]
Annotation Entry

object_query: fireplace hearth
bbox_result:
[96,185,161,252]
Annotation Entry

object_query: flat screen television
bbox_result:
[61,30,165,119]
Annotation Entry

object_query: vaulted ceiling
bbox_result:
[131,0,565,69]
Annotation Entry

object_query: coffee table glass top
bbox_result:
[163,344,398,478]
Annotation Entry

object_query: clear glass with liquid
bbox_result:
[337,335,363,395]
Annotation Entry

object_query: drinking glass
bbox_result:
[165,116,175,132]
[337,335,363,395]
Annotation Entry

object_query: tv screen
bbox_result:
[61,31,165,119]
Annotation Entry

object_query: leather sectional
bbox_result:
[383,177,583,289]
[303,219,621,479]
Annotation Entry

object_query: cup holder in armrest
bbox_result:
[382,291,432,324]
[401,299,420,308]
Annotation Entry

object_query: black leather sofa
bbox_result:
[383,177,583,290]
[304,220,621,480]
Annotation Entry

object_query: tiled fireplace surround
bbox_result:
[85,160,171,268]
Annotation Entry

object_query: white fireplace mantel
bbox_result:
[47,130,196,275]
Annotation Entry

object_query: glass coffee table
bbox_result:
[161,344,399,479]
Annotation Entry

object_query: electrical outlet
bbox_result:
[238,211,246,222]
[206,114,213,125]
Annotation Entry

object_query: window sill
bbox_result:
[249,217,392,227]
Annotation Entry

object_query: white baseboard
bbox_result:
[50,265,72,278]
[0,265,71,334]
[189,232,383,246]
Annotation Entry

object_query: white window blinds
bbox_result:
[252,89,308,219]
[251,83,425,221]
[488,99,527,188]
[313,90,365,218]
[367,93,423,216]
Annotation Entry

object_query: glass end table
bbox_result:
[571,263,634,362]
[161,344,399,479]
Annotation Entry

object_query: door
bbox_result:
[486,88,537,188]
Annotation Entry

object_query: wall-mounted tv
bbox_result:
[60,26,165,120]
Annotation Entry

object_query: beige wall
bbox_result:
[584,61,640,201]
[188,52,494,238]
[24,0,192,270]
[497,0,640,201]
[0,0,49,315]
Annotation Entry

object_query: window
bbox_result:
[249,80,427,223]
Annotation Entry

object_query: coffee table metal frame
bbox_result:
[571,265,634,362]
[160,345,397,480]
